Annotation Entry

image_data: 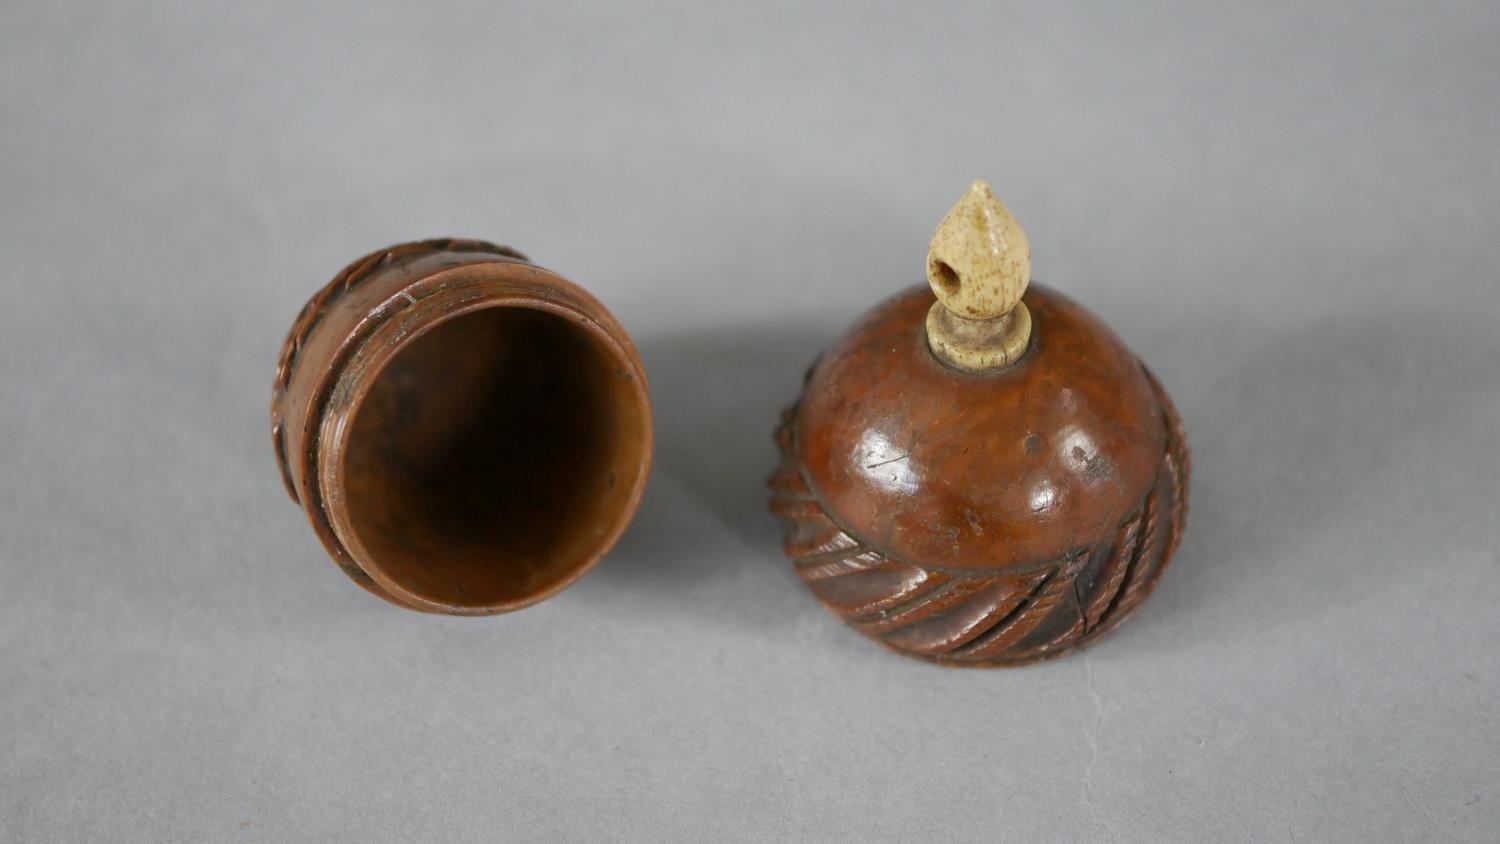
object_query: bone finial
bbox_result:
[925,181,1033,371]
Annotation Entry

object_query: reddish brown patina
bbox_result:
[771,284,1188,666]
[273,239,652,614]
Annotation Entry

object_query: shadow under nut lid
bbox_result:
[272,239,653,614]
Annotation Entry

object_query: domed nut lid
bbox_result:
[770,182,1189,666]
[272,240,653,615]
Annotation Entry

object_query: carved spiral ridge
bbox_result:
[770,365,1189,666]
[269,239,525,502]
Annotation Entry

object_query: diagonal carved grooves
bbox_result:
[767,361,1189,666]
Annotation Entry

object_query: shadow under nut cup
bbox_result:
[272,239,653,614]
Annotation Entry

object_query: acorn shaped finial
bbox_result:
[925,181,1033,370]
[770,181,1189,666]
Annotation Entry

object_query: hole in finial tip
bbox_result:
[931,260,961,297]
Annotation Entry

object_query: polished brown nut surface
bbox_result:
[770,183,1189,666]
[273,239,652,614]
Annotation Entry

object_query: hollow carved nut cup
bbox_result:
[770,285,1189,665]
[272,239,652,614]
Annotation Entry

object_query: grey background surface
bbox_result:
[2,2,1497,841]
